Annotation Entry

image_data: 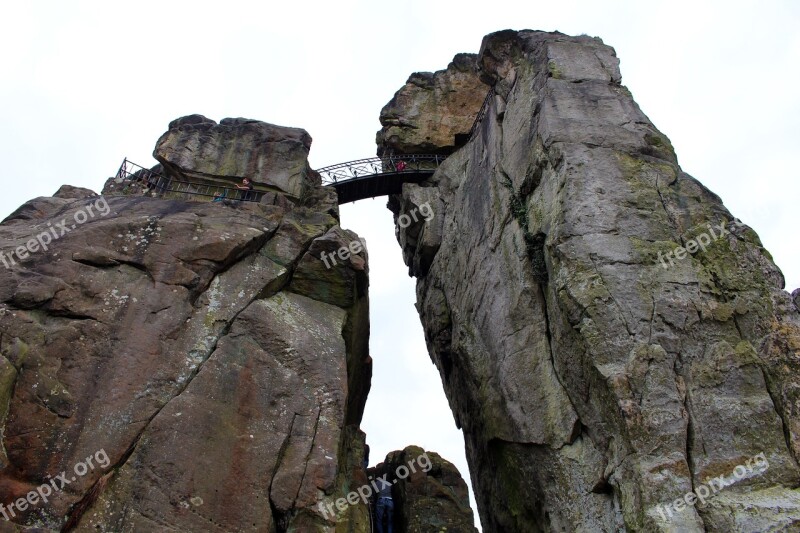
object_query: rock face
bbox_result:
[0,122,373,531]
[154,115,317,198]
[0,115,477,532]
[53,185,100,200]
[368,446,476,533]
[377,54,489,156]
[386,30,800,532]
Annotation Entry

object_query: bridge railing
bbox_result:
[113,159,262,202]
[316,154,447,186]
[110,153,447,203]
[468,87,495,140]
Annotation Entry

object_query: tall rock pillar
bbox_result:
[383,30,800,532]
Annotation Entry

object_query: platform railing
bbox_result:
[467,87,495,140]
[315,154,447,186]
[113,159,261,202]
[112,153,448,204]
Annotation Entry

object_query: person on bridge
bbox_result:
[395,160,407,172]
[375,482,394,533]
[235,177,254,201]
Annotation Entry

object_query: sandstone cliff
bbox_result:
[382,30,800,532]
[377,54,489,156]
[0,119,378,532]
[154,115,317,199]
[0,114,477,532]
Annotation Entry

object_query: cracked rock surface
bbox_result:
[383,29,800,532]
[154,115,317,199]
[0,125,372,530]
[377,53,489,156]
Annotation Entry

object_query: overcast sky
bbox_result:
[1,1,798,527]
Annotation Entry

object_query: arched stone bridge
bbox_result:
[316,154,446,204]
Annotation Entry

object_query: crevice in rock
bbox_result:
[588,256,633,336]
[187,228,277,304]
[499,172,548,284]
[537,282,582,441]
[678,358,712,532]
[590,476,614,495]
[70,257,121,269]
[654,173,680,237]
[269,413,297,533]
[46,310,98,321]
[62,412,156,531]
[680,363,697,494]
[61,471,112,532]
[61,241,296,529]
[752,325,800,469]
[0,355,19,470]
[292,405,322,507]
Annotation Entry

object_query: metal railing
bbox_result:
[316,154,447,186]
[111,87,492,204]
[111,153,448,205]
[468,87,495,140]
[113,159,262,202]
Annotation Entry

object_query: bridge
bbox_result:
[113,87,494,205]
[113,154,447,205]
[316,154,446,203]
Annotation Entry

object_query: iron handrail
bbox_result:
[111,86,493,203]
[468,86,495,140]
[114,158,261,202]
[315,154,446,186]
[112,152,448,203]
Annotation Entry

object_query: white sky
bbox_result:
[1,1,798,528]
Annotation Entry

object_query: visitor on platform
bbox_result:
[375,482,394,533]
[236,177,254,201]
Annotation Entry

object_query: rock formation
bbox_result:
[0,117,375,531]
[0,113,475,532]
[368,446,476,532]
[4,26,796,533]
[377,54,489,156]
[382,30,800,532]
[154,115,317,199]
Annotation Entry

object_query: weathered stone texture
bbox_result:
[369,446,477,533]
[377,54,490,156]
[154,115,318,198]
[0,127,370,531]
[389,29,800,532]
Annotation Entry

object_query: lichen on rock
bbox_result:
[0,119,371,532]
[385,29,800,532]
